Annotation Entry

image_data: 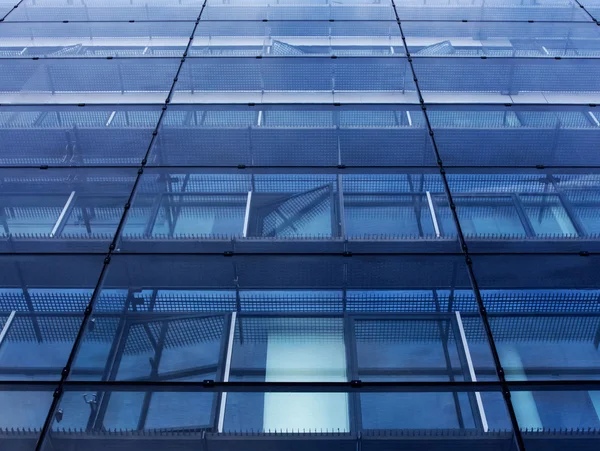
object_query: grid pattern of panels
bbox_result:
[1,0,600,450]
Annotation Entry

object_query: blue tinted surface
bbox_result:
[2,0,600,450]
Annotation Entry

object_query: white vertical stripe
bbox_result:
[242,191,252,238]
[50,191,76,238]
[589,112,600,127]
[217,311,237,433]
[426,191,441,238]
[0,311,16,348]
[455,311,489,432]
[105,111,116,126]
[406,110,413,126]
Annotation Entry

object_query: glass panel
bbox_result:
[172,57,417,104]
[0,105,159,166]
[343,174,454,239]
[201,2,396,20]
[192,21,403,57]
[403,22,600,57]
[512,390,600,444]
[430,107,600,167]
[148,106,434,167]
[413,58,600,104]
[0,389,52,448]
[0,255,104,380]
[0,167,138,252]
[0,22,194,58]
[0,58,180,104]
[7,0,204,21]
[472,254,600,381]
[40,386,518,451]
[445,172,600,244]
[355,315,496,383]
[394,0,591,21]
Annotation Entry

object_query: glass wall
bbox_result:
[0,1,599,451]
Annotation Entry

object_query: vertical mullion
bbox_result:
[432,290,465,429]
[137,321,169,431]
[217,311,237,433]
[345,315,362,432]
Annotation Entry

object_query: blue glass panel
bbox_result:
[0,22,194,58]
[70,288,228,381]
[0,105,159,166]
[38,386,518,451]
[201,4,396,20]
[0,58,180,104]
[6,0,204,21]
[148,106,433,166]
[445,172,600,250]
[0,255,105,380]
[0,167,137,252]
[430,106,600,167]
[394,0,592,22]
[403,21,600,57]
[192,21,403,57]
[89,254,472,291]
[174,57,415,103]
[412,58,600,104]
[0,390,52,445]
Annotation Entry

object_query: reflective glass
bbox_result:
[7,0,204,21]
[117,170,459,253]
[403,21,600,57]
[37,385,520,451]
[0,58,180,104]
[445,171,600,251]
[0,255,105,380]
[0,22,194,58]
[472,254,600,382]
[173,57,418,104]
[394,0,592,22]
[413,57,600,104]
[430,106,600,167]
[0,167,138,252]
[0,389,52,447]
[148,106,434,167]
[0,105,159,166]
[192,21,403,57]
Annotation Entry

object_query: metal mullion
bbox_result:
[16,263,43,343]
[217,312,237,433]
[212,312,233,431]
[512,193,536,238]
[451,312,487,432]
[407,175,425,237]
[345,315,362,432]
[329,183,338,238]
[91,321,132,431]
[50,191,77,238]
[337,175,347,239]
[173,173,191,228]
[0,311,16,350]
[551,182,587,237]
[143,192,164,238]
[432,290,465,429]
[137,321,169,431]
[90,290,134,431]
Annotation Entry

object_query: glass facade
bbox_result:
[0,1,599,451]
